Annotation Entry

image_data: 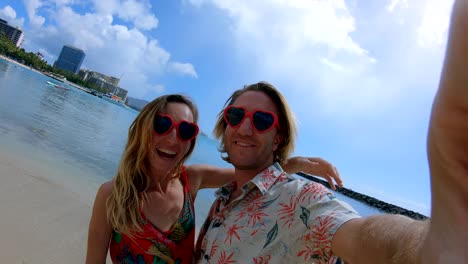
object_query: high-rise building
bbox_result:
[0,18,24,47]
[54,45,85,74]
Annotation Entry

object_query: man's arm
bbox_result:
[332,215,428,263]
[186,164,234,192]
[282,156,343,190]
[186,157,343,192]
[333,1,468,262]
[423,0,468,261]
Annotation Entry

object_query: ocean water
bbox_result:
[0,58,383,223]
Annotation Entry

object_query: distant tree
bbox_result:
[0,33,18,57]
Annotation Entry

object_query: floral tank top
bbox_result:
[109,167,195,264]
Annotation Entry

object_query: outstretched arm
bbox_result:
[332,1,468,263]
[423,0,468,261]
[332,215,428,263]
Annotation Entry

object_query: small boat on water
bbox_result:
[46,80,69,90]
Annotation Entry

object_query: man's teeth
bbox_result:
[158,148,176,155]
[236,141,254,147]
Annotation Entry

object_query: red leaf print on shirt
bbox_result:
[224,224,242,245]
[260,169,277,189]
[253,255,271,264]
[236,192,269,227]
[299,213,337,262]
[277,172,288,182]
[235,202,268,227]
[278,195,297,228]
[209,238,219,258]
[297,245,316,261]
[243,191,265,204]
[250,229,259,236]
[297,182,330,204]
[217,251,236,264]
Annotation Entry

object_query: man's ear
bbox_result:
[273,133,284,152]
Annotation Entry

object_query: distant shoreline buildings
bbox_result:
[0,18,24,47]
[1,16,130,103]
[79,69,128,102]
[54,45,128,102]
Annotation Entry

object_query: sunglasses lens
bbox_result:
[225,107,245,126]
[178,121,198,141]
[253,111,275,131]
[153,115,172,135]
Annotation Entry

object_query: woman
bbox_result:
[86,94,342,264]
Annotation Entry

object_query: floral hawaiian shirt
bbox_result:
[195,163,360,264]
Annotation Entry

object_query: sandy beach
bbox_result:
[0,149,105,263]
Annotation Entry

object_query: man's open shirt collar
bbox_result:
[215,162,286,201]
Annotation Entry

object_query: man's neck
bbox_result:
[230,163,274,201]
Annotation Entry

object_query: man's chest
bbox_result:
[201,191,308,261]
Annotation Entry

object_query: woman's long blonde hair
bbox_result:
[107,94,198,234]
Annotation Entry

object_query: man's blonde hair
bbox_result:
[213,81,297,164]
[107,94,198,234]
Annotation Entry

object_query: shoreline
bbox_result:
[0,55,95,93]
[0,55,132,110]
[0,54,45,75]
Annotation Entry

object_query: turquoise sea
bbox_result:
[0,58,384,224]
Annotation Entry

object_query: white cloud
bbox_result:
[20,2,196,98]
[386,0,408,13]
[151,84,165,93]
[168,62,198,79]
[321,57,344,72]
[92,0,120,14]
[23,0,45,27]
[91,0,158,30]
[188,0,382,116]
[118,0,158,30]
[417,0,453,47]
[0,5,25,28]
[51,0,77,6]
[199,0,370,58]
[186,0,451,118]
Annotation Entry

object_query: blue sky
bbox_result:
[0,0,454,215]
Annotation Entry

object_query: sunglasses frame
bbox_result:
[223,105,280,134]
[153,114,199,142]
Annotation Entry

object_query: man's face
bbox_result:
[224,91,282,171]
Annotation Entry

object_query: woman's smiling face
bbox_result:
[149,102,195,178]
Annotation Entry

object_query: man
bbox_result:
[195,0,468,263]
[196,82,362,263]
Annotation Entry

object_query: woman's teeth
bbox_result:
[157,148,177,159]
